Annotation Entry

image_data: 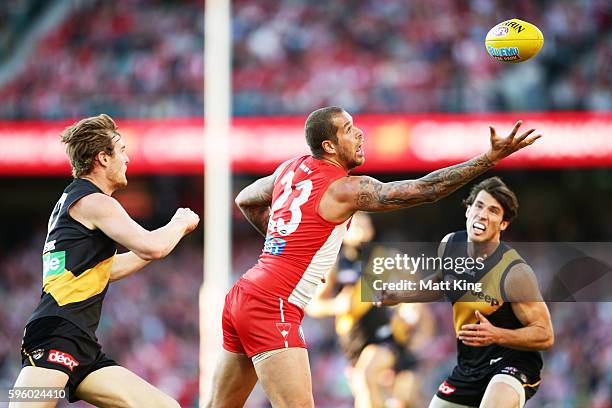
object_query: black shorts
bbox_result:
[341,334,418,372]
[436,363,541,406]
[21,317,117,403]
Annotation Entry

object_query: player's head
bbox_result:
[305,106,365,170]
[463,177,518,243]
[60,114,129,188]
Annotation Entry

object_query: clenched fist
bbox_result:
[172,208,200,235]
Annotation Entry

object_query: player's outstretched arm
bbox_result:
[235,160,291,236]
[71,194,199,263]
[327,121,540,218]
[108,206,200,281]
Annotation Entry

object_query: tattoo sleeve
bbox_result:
[235,174,275,236]
[239,206,270,237]
[356,153,494,211]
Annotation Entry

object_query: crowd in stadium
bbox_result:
[0,0,610,119]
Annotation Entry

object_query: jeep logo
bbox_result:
[470,289,499,306]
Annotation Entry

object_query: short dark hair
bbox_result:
[463,177,519,222]
[304,106,345,158]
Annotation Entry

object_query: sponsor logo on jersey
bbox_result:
[32,348,45,360]
[264,236,287,255]
[438,380,456,395]
[470,289,500,306]
[47,349,79,371]
[520,373,528,383]
[275,322,292,339]
[489,357,503,365]
[42,251,66,278]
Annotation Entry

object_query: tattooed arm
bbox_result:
[320,121,541,222]
[235,175,274,236]
[235,160,291,236]
[356,153,494,210]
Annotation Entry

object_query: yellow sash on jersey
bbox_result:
[452,249,523,335]
[43,255,115,306]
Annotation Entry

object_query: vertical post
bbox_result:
[201,0,231,405]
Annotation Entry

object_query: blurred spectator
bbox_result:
[0,0,609,119]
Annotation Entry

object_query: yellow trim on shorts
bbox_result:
[22,348,36,367]
[523,379,541,388]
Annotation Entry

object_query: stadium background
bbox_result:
[0,1,610,407]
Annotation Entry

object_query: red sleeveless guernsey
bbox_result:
[239,155,350,309]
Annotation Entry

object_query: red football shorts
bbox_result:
[222,280,307,358]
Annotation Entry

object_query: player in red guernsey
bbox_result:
[207,107,541,408]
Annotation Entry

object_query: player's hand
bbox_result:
[458,310,500,347]
[485,120,541,164]
[373,289,403,307]
[172,208,200,235]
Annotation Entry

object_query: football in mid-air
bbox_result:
[485,18,544,63]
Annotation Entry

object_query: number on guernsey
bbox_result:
[268,171,312,236]
[45,193,67,245]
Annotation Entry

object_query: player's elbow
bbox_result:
[235,189,251,208]
[542,330,554,350]
[234,194,244,208]
[537,327,554,350]
[136,244,166,261]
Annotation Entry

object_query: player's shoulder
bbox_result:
[437,231,465,257]
[441,230,466,244]
[270,156,308,182]
[72,192,120,215]
[275,157,297,175]
[441,232,455,243]
[325,174,378,202]
[506,259,535,278]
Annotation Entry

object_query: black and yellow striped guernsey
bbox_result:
[28,178,116,341]
[443,231,542,380]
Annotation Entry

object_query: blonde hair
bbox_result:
[60,114,118,177]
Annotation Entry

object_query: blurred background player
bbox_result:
[12,115,199,408]
[307,212,434,408]
[207,106,539,408]
[428,177,554,408]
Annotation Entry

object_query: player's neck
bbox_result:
[318,155,348,171]
[467,240,500,259]
[80,173,115,196]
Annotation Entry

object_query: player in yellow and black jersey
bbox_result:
[428,177,554,408]
[308,213,434,408]
[12,114,199,408]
